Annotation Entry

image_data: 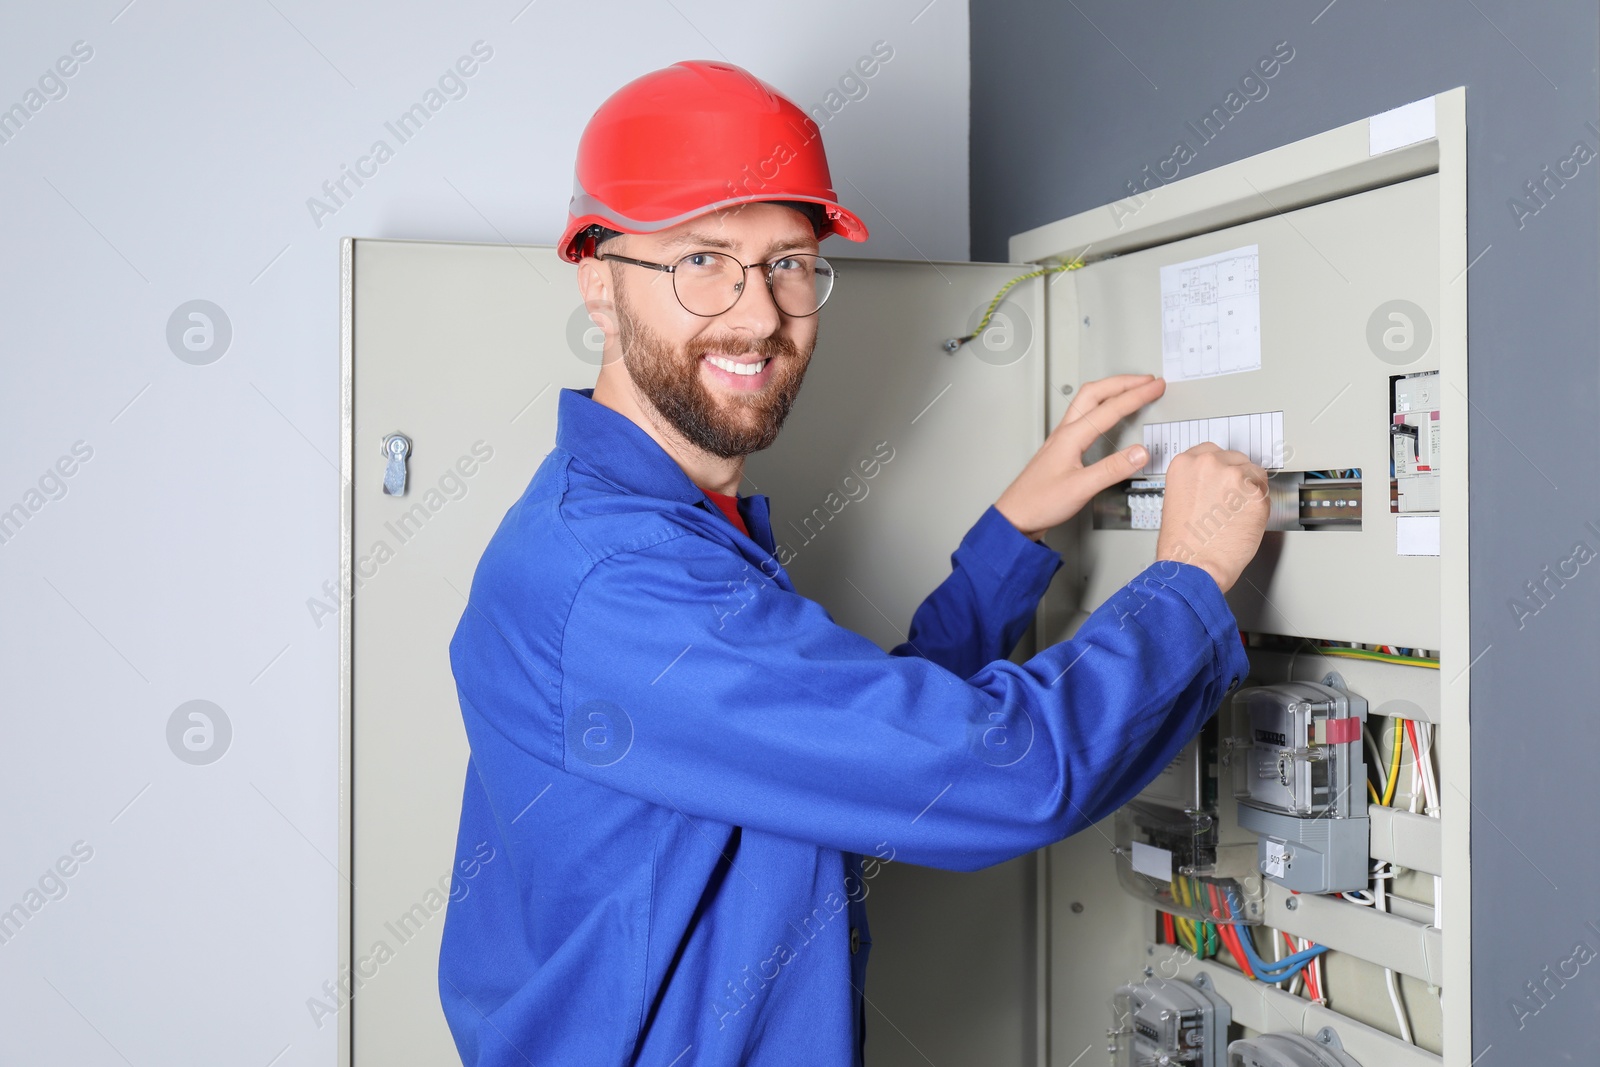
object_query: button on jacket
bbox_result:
[439,387,1248,1066]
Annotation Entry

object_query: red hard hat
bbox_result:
[558,60,869,263]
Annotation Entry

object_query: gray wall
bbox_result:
[971,2,1598,1061]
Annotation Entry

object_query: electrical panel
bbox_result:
[1026,95,1458,1067]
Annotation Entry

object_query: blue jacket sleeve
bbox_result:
[886,505,1064,678]
[498,529,1250,873]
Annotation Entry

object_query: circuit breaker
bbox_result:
[1392,371,1441,514]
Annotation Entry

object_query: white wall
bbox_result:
[0,3,968,1063]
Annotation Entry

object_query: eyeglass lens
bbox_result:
[673,252,834,317]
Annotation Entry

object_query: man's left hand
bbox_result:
[993,373,1165,541]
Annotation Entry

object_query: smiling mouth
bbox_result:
[703,355,771,377]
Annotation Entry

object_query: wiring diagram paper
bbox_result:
[1160,244,1261,381]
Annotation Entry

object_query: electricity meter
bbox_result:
[1107,973,1231,1067]
[1231,677,1370,893]
[1228,1028,1362,1067]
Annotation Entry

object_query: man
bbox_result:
[439,60,1267,1066]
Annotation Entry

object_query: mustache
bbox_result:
[692,333,802,360]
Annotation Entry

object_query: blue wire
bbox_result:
[1238,932,1327,977]
[1221,890,1329,980]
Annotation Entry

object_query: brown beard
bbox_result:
[614,283,813,459]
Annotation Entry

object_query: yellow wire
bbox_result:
[953,259,1085,348]
[1367,780,1381,805]
[1176,917,1199,955]
[1316,646,1439,670]
[1380,718,1404,807]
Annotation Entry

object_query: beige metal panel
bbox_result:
[347,237,590,1065]
[1369,804,1443,877]
[1262,883,1444,987]
[347,244,1051,1066]
[1069,174,1441,648]
[747,258,1045,649]
[1429,90,1472,1067]
[339,239,353,1067]
[745,258,1048,1067]
[1009,117,1437,267]
[1042,824,1158,1066]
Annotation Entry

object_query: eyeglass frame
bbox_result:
[595,249,837,318]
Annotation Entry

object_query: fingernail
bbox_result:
[1128,446,1147,465]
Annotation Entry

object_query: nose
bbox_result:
[718,264,782,337]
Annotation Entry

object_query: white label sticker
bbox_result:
[1263,839,1289,878]
[1142,410,1283,474]
[1397,514,1442,556]
[1369,97,1437,156]
[1160,245,1261,382]
[1131,841,1174,881]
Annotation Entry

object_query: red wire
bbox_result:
[1275,930,1320,999]
[1218,923,1257,981]
[1163,912,1176,945]
[1405,718,1424,770]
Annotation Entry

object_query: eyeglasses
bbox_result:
[598,250,836,318]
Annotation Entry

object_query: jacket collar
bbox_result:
[555,387,706,505]
[554,388,782,560]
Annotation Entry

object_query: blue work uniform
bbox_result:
[439,387,1248,1066]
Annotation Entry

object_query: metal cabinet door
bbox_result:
[345,240,1049,1066]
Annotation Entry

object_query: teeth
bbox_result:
[707,356,769,376]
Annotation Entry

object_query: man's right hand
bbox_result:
[1154,443,1270,594]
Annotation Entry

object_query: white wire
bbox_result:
[1272,926,1292,990]
[1277,928,1305,997]
[1407,721,1444,928]
[1375,865,1413,1042]
[1419,722,1440,815]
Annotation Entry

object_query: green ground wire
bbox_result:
[944,259,1085,352]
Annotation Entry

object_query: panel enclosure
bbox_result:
[1021,92,1466,1067]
